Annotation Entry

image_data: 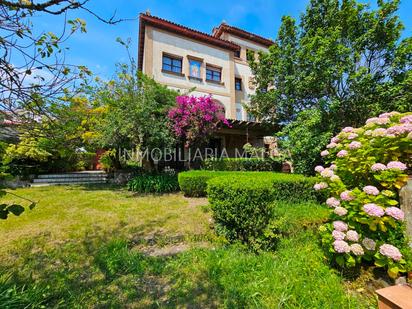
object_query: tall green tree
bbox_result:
[91,50,178,163]
[248,0,412,174]
[0,0,121,128]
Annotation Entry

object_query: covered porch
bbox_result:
[210,119,279,158]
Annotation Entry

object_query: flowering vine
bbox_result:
[315,112,412,278]
[168,95,230,148]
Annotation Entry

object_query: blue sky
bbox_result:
[31,0,412,79]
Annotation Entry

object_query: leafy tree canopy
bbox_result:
[91,55,178,152]
[248,0,412,174]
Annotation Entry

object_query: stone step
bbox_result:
[33,177,107,184]
[37,171,107,179]
[32,171,109,186]
[30,180,107,187]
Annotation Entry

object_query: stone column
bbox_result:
[400,178,412,247]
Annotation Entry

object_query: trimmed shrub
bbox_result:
[179,170,320,199]
[207,172,319,251]
[178,171,231,197]
[127,174,179,194]
[203,157,282,172]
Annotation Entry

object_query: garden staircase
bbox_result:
[31,171,108,186]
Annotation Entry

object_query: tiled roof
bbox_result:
[138,13,240,71]
[212,23,274,47]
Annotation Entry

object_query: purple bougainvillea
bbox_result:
[168,95,230,148]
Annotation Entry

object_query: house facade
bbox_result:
[138,12,276,157]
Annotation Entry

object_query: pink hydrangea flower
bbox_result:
[372,128,387,137]
[363,203,385,217]
[334,207,348,216]
[346,230,359,242]
[340,190,355,201]
[371,163,387,172]
[366,117,389,125]
[314,182,328,191]
[342,127,354,133]
[366,117,379,124]
[400,115,412,124]
[379,244,402,261]
[333,221,348,232]
[331,136,340,143]
[362,238,376,251]
[348,133,358,140]
[332,230,346,240]
[385,207,404,221]
[330,164,337,170]
[333,240,350,253]
[386,124,412,135]
[326,142,338,149]
[386,161,407,171]
[320,150,329,157]
[326,197,340,208]
[314,165,324,173]
[364,130,373,136]
[320,168,334,178]
[330,175,340,182]
[363,185,379,196]
[337,150,348,158]
[348,141,361,149]
[379,112,399,118]
[350,244,364,256]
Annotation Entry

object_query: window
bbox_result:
[235,78,242,91]
[206,66,221,82]
[189,59,202,79]
[234,49,241,58]
[162,54,182,74]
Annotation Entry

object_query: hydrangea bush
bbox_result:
[315,112,412,278]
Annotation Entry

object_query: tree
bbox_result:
[277,108,333,174]
[168,95,229,148]
[91,54,178,165]
[2,96,99,176]
[0,1,123,219]
[0,0,121,128]
[248,0,412,174]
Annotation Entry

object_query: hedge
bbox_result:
[203,158,282,172]
[127,174,179,194]
[206,173,321,251]
[178,171,269,197]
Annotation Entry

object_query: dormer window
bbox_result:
[234,49,241,58]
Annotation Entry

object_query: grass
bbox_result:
[0,185,377,308]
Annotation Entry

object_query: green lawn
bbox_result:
[0,186,377,308]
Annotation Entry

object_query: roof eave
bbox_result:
[214,24,274,48]
[138,14,240,71]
